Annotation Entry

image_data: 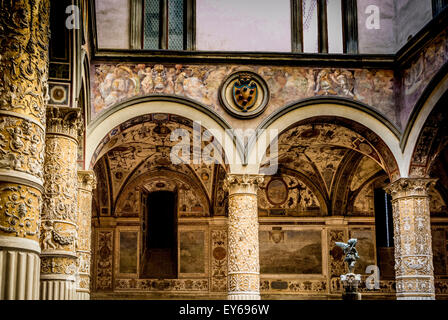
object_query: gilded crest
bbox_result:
[219,71,269,119]
[232,73,258,112]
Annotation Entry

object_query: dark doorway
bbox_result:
[374,188,395,279]
[141,191,177,278]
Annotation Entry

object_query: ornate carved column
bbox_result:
[0,0,50,300]
[40,107,81,300]
[76,171,96,300]
[224,174,264,300]
[385,178,436,300]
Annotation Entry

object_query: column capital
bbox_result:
[46,107,82,139]
[224,174,264,196]
[385,178,437,199]
[77,171,97,192]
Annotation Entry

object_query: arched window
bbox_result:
[291,0,358,53]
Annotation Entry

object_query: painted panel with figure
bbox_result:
[260,229,322,275]
[179,231,205,274]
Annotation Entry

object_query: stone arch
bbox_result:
[248,100,402,179]
[115,169,211,218]
[404,71,448,177]
[86,96,244,172]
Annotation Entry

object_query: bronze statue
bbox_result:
[336,238,360,273]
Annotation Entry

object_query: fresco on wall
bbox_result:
[119,231,138,274]
[349,229,376,274]
[93,158,110,216]
[401,30,448,127]
[258,175,321,217]
[431,229,447,276]
[352,184,375,216]
[91,63,397,126]
[180,231,205,274]
[350,157,382,191]
[259,229,322,274]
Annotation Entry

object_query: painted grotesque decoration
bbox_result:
[258,175,321,217]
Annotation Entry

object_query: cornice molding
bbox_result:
[93,49,395,68]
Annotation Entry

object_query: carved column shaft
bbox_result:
[0,0,50,300]
[40,107,81,300]
[224,174,263,300]
[76,171,96,300]
[386,178,436,300]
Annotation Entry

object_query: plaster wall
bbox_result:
[96,0,130,49]
[357,0,397,54]
[196,0,292,52]
[395,0,433,49]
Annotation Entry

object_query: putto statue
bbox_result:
[336,238,360,273]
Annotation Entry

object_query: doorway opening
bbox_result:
[141,191,178,278]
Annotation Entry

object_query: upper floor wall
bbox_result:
[95,0,438,54]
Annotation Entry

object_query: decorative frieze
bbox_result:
[115,279,209,291]
[385,178,437,300]
[225,174,264,300]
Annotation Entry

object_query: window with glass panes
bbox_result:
[291,0,358,54]
[142,0,193,50]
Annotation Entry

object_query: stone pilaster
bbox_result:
[224,174,264,300]
[76,171,96,300]
[0,0,50,300]
[40,107,81,300]
[385,178,436,300]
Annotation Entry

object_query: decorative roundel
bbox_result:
[266,178,288,206]
[219,71,269,119]
[50,85,67,104]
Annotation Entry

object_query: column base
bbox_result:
[228,293,261,300]
[40,274,76,300]
[0,236,40,300]
[76,291,90,300]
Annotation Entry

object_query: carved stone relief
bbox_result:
[0,117,45,180]
[386,178,437,300]
[0,0,51,124]
[0,183,41,240]
[225,174,264,299]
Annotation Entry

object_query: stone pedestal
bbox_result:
[385,178,436,300]
[224,174,264,300]
[0,0,50,300]
[76,171,96,300]
[341,273,362,300]
[40,108,81,300]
